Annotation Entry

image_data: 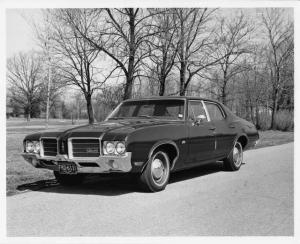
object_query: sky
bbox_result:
[5,7,293,98]
[6,9,42,58]
[6,8,293,59]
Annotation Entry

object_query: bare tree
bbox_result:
[40,66,66,114]
[261,8,294,129]
[66,8,159,100]
[145,9,178,96]
[237,47,270,127]
[43,9,105,124]
[94,85,124,121]
[7,52,44,121]
[206,12,253,105]
[174,8,221,96]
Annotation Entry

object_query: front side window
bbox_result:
[205,102,224,121]
[187,101,208,122]
[107,99,185,120]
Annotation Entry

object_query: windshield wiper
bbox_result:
[109,115,156,120]
[108,117,125,120]
[137,115,153,118]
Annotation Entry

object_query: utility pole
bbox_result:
[45,36,51,129]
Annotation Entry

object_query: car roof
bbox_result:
[124,96,220,104]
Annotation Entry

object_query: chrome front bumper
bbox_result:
[21,152,132,173]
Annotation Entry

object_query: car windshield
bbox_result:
[106,99,185,120]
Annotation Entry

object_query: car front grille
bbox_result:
[71,138,100,158]
[42,138,58,156]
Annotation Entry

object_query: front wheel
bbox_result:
[223,141,243,171]
[54,171,85,186]
[140,151,170,192]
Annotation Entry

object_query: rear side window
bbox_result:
[205,102,225,121]
[188,101,208,122]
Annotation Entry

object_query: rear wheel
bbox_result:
[140,151,170,192]
[223,141,243,171]
[54,171,85,186]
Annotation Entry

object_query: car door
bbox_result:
[186,100,216,165]
[203,101,236,159]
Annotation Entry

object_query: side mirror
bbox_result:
[193,114,206,125]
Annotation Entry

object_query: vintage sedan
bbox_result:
[22,96,259,192]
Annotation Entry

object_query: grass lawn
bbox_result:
[6,119,294,196]
[255,130,294,149]
[6,119,88,196]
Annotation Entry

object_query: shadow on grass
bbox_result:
[16,162,224,196]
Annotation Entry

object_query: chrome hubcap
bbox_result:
[151,159,164,180]
[233,143,242,167]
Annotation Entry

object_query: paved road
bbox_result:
[7,143,294,236]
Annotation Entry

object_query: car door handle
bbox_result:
[209,126,216,131]
[229,125,235,128]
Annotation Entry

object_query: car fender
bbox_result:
[141,139,180,172]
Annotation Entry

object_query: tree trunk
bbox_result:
[179,61,186,96]
[271,88,279,130]
[221,69,228,105]
[159,76,166,96]
[250,104,254,123]
[159,54,167,96]
[179,16,186,97]
[123,75,133,100]
[123,9,135,100]
[86,93,94,124]
[27,103,31,122]
[255,104,260,129]
[71,110,74,125]
[271,67,281,130]
[221,85,227,105]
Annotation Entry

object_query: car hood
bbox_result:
[24,119,184,141]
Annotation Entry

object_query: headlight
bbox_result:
[25,140,40,154]
[25,141,34,153]
[105,142,115,154]
[103,141,126,155]
[116,142,126,155]
[33,141,41,153]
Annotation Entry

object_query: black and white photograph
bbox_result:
[0,0,298,243]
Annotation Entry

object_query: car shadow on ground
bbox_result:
[169,161,225,184]
[16,162,225,196]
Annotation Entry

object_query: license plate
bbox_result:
[58,162,77,174]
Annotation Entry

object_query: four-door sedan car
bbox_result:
[22,96,259,192]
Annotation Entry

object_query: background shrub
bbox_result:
[257,112,271,131]
[274,110,294,131]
